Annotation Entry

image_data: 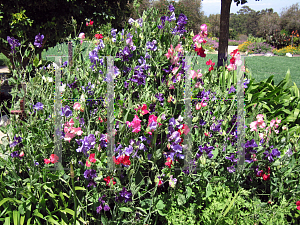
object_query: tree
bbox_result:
[256,11,280,38]
[0,0,137,69]
[204,14,221,37]
[217,0,261,67]
[279,3,300,34]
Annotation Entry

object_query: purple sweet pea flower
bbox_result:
[33,102,44,111]
[61,105,73,117]
[227,165,236,173]
[228,85,236,94]
[7,36,21,53]
[84,169,97,179]
[34,33,44,48]
[225,153,239,163]
[169,4,175,12]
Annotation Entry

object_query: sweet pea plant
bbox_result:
[0,4,299,225]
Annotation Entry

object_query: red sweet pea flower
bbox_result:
[103,176,116,186]
[208,66,214,72]
[165,157,173,168]
[296,201,300,210]
[195,46,206,57]
[50,154,59,163]
[95,34,103,39]
[230,57,236,64]
[263,173,270,181]
[113,155,131,166]
[90,20,94,26]
[44,158,50,164]
[206,59,215,66]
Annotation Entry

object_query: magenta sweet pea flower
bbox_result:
[126,115,142,133]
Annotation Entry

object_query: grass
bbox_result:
[193,54,300,88]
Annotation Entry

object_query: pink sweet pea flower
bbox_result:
[89,153,96,163]
[189,70,197,79]
[126,115,142,133]
[71,127,83,136]
[78,33,85,44]
[175,44,183,53]
[64,132,76,143]
[182,124,190,135]
[44,158,50,164]
[259,133,264,139]
[148,115,162,127]
[275,117,281,124]
[256,114,264,122]
[171,55,180,65]
[73,102,81,111]
[50,154,59,164]
[165,44,174,59]
[64,118,75,128]
[172,67,179,75]
[19,151,24,157]
[200,24,207,32]
[270,119,276,128]
[257,120,266,129]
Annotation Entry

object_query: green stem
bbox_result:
[70,161,77,224]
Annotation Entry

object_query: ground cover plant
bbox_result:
[0,3,300,225]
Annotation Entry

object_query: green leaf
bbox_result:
[33,56,39,68]
[206,183,213,198]
[45,216,60,225]
[33,210,44,219]
[74,186,86,191]
[156,200,165,210]
[186,186,192,200]
[177,193,186,206]
[119,207,132,213]
[13,211,19,225]
[5,217,10,225]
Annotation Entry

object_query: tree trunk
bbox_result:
[218,0,232,68]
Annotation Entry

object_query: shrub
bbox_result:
[228,39,243,46]
[238,40,252,52]
[266,30,300,49]
[272,45,300,56]
[247,34,266,43]
[237,34,248,42]
[247,42,275,54]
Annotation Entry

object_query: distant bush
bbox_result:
[266,30,300,49]
[237,34,248,42]
[238,41,252,52]
[273,45,300,56]
[247,42,274,54]
[247,34,266,43]
[228,39,244,46]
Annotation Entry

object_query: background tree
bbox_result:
[0,0,137,69]
[279,3,300,35]
[204,14,221,37]
[256,10,280,38]
[218,0,261,68]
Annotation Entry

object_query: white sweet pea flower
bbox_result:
[42,76,53,83]
[59,83,66,92]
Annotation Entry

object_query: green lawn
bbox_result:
[193,54,300,88]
